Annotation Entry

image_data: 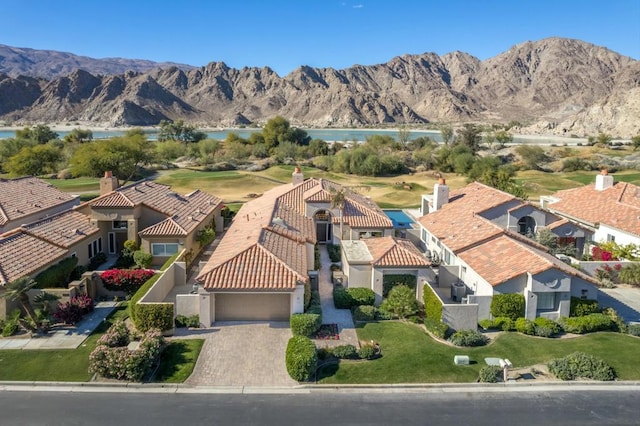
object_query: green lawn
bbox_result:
[153,339,204,383]
[43,177,100,193]
[318,322,640,384]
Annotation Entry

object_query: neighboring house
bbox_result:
[341,236,433,304]
[0,176,79,234]
[76,172,224,266]
[541,170,640,246]
[196,167,395,323]
[418,180,598,327]
[0,210,100,318]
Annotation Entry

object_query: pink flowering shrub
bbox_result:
[53,295,94,325]
[592,246,615,261]
[100,269,155,295]
[89,321,163,381]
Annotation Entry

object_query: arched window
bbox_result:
[517,216,536,235]
[314,210,332,243]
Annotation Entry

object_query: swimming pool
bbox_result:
[383,210,415,228]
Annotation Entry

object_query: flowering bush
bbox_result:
[89,323,163,381]
[592,246,615,261]
[53,295,94,325]
[100,269,155,295]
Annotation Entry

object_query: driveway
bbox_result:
[178,321,297,387]
[599,287,640,323]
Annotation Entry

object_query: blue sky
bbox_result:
[2,0,639,76]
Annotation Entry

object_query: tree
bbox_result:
[5,144,63,176]
[308,139,328,156]
[15,125,59,144]
[439,124,454,145]
[515,145,547,170]
[158,120,206,143]
[631,135,640,151]
[330,187,347,241]
[484,130,496,151]
[63,128,93,144]
[262,116,310,149]
[534,228,558,252]
[397,127,411,148]
[494,130,513,149]
[1,276,38,323]
[456,124,482,152]
[69,133,153,183]
[596,133,612,146]
[379,285,418,319]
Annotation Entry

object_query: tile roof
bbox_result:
[363,236,430,267]
[89,181,223,236]
[546,181,640,237]
[21,210,99,248]
[0,231,67,286]
[0,177,77,226]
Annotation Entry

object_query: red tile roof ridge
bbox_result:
[0,204,7,225]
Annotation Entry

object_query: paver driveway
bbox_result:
[181,321,297,387]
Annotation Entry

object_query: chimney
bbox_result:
[433,178,450,211]
[99,171,119,195]
[595,169,614,191]
[292,166,304,186]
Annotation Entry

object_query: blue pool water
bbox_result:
[384,210,415,228]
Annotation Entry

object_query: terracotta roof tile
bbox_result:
[22,210,99,248]
[363,236,430,267]
[547,181,640,236]
[0,232,67,285]
[0,177,77,226]
[139,218,186,236]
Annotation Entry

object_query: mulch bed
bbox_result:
[313,323,340,340]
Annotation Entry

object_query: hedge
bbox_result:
[533,317,562,337]
[448,329,488,347]
[560,313,615,334]
[327,244,341,262]
[423,284,443,321]
[135,303,174,332]
[352,305,377,321]
[129,274,160,325]
[514,318,536,335]
[290,313,322,337]
[490,294,525,320]
[285,336,317,381]
[332,344,358,359]
[547,352,615,381]
[424,317,450,339]
[35,256,78,288]
[333,285,375,309]
[570,297,599,317]
[383,274,416,297]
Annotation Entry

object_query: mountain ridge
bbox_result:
[0,38,637,137]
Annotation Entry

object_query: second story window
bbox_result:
[113,220,128,230]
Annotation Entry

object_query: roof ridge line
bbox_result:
[19,228,68,250]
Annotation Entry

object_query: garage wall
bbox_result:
[214,293,291,321]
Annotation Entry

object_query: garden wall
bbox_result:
[577,260,634,276]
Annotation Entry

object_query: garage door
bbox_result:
[215,293,291,321]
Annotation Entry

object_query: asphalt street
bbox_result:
[1,388,639,425]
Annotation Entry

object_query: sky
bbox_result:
[2,0,639,76]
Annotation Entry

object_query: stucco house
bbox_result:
[341,236,433,304]
[196,167,396,322]
[0,176,79,234]
[76,172,224,266]
[418,180,598,327]
[541,170,640,247]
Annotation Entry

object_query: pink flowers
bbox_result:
[101,269,155,294]
[592,246,615,261]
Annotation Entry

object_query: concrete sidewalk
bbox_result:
[0,302,117,350]
[316,245,359,349]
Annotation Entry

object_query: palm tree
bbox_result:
[1,276,38,323]
[330,187,346,241]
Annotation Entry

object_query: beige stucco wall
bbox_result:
[442,303,479,331]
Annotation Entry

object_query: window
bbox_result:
[421,229,427,242]
[443,249,452,265]
[113,220,128,230]
[581,289,589,300]
[461,266,467,277]
[87,237,102,258]
[606,234,616,242]
[537,292,556,310]
[151,243,180,256]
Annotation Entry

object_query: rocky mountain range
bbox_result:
[0,38,638,137]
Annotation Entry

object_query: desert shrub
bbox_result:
[423,284,443,321]
[327,244,341,262]
[560,313,614,334]
[448,329,488,347]
[562,157,591,172]
[333,284,352,309]
[101,269,155,295]
[383,274,416,297]
[133,251,153,269]
[332,344,358,359]
[478,366,502,383]
[352,305,377,321]
[87,252,107,271]
[89,327,164,381]
[570,297,599,317]
[379,285,418,319]
[358,344,377,360]
[493,316,515,331]
[290,313,322,337]
[285,336,317,381]
[514,318,536,335]
[53,295,94,325]
[175,315,200,328]
[627,323,640,337]
[533,317,562,337]
[347,288,376,306]
[424,318,450,339]
[34,257,78,288]
[547,352,615,381]
[478,319,495,330]
[134,303,174,332]
[490,294,525,320]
